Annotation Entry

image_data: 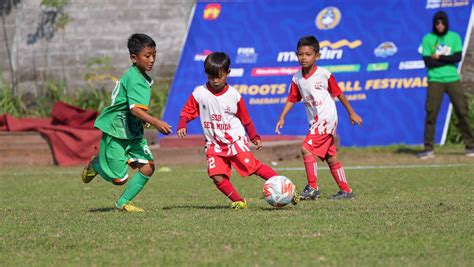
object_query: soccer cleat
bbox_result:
[466,149,474,157]
[331,191,355,200]
[231,200,248,209]
[115,202,145,212]
[417,150,435,160]
[81,155,98,183]
[299,185,321,200]
[291,187,300,205]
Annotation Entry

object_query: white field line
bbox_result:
[1,163,472,177]
[190,163,473,172]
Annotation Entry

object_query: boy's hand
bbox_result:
[253,139,263,151]
[177,128,187,138]
[154,120,172,135]
[349,112,363,126]
[275,119,284,135]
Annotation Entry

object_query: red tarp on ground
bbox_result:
[0,102,101,166]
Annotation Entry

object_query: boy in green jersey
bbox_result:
[419,11,474,159]
[82,33,172,212]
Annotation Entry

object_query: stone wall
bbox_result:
[1,1,474,95]
[1,0,194,95]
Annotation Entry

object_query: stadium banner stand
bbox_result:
[163,0,473,147]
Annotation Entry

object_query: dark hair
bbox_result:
[297,35,320,53]
[432,11,449,36]
[204,52,231,77]
[127,33,156,55]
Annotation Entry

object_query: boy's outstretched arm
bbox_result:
[275,101,295,134]
[177,95,200,138]
[337,93,362,126]
[131,107,172,134]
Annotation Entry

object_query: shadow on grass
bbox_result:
[162,205,229,210]
[259,207,294,211]
[394,146,420,155]
[88,207,115,212]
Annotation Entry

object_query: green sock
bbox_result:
[116,172,150,207]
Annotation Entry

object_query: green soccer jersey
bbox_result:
[422,31,462,83]
[94,65,153,139]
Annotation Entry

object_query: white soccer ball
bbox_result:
[263,176,296,207]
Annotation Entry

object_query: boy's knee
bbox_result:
[326,156,338,165]
[139,163,155,177]
[210,175,225,184]
[112,176,128,185]
[301,146,311,156]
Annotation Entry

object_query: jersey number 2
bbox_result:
[208,157,216,169]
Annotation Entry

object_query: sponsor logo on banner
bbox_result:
[194,50,213,61]
[367,62,389,71]
[229,68,244,77]
[374,42,398,58]
[320,64,361,73]
[426,0,469,9]
[277,40,362,62]
[203,3,221,20]
[235,47,258,64]
[315,7,341,30]
[399,60,425,70]
[251,67,300,76]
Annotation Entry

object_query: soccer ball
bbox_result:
[263,176,296,207]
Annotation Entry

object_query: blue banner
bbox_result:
[163,0,473,146]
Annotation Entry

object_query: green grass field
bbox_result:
[1,146,473,266]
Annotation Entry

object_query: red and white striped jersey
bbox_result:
[288,66,342,135]
[178,83,260,156]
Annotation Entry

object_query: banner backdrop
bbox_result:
[163,0,473,146]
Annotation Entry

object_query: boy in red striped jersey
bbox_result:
[177,52,298,209]
[275,36,363,200]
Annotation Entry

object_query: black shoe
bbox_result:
[299,185,321,200]
[331,191,355,200]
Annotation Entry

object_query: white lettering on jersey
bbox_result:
[292,67,338,135]
[192,85,250,156]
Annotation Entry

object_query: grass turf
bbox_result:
[1,149,473,266]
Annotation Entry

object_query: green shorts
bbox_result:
[95,133,154,183]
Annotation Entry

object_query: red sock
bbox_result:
[214,178,243,202]
[329,162,351,192]
[254,164,278,180]
[304,155,318,189]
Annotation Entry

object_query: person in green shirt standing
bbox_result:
[418,11,474,159]
[81,33,172,212]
